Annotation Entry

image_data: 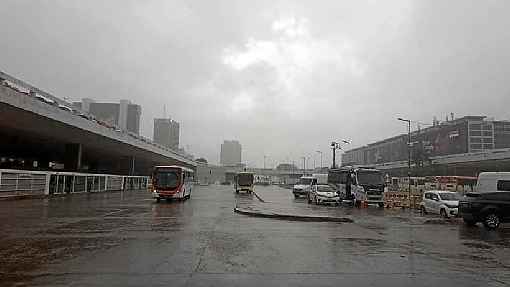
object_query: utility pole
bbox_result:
[331,142,337,169]
[301,156,306,176]
[398,117,412,207]
[263,155,267,170]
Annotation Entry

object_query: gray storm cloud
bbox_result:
[1,0,509,167]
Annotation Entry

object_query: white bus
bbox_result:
[328,167,385,207]
[151,165,194,202]
[234,172,255,194]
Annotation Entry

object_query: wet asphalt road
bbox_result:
[1,185,510,286]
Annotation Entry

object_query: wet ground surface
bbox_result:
[1,185,510,286]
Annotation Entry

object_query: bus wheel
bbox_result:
[378,203,385,208]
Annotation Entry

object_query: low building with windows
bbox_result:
[342,116,510,166]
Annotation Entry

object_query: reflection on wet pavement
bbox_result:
[0,185,509,287]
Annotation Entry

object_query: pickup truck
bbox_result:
[459,191,510,229]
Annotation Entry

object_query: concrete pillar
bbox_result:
[119,100,129,131]
[64,143,82,171]
[116,156,135,175]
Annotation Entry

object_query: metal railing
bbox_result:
[0,169,149,196]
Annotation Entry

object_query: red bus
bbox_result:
[151,165,194,202]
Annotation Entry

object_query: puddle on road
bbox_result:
[0,236,127,285]
[46,218,133,234]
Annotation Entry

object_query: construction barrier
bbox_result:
[384,190,423,209]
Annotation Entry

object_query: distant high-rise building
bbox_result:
[153,118,180,149]
[220,140,242,166]
[73,99,141,134]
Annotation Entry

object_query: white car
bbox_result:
[292,176,317,198]
[420,190,460,218]
[308,184,340,205]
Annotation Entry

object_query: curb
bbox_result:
[422,218,463,225]
[252,191,265,203]
[0,190,129,201]
[0,194,47,201]
[234,207,354,223]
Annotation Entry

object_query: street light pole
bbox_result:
[331,142,338,169]
[331,140,350,169]
[398,117,412,206]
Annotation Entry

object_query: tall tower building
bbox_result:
[220,140,242,166]
[153,118,180,149]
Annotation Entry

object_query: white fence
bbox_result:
[0,169,149,196]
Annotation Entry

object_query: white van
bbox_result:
[476,172,510,192]
[292,176,317,198]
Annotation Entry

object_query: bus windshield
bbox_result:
[154,168,180,189]
[238,173,254,186]
[328,170,347,184]
[357,171,384,185]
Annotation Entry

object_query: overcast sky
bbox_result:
[1,0,510,167]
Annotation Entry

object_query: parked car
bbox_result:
[460,191,510,229]
[78,113,91,120]
[420,190,460,218]
[35,94,56,106]
[292,176,317,198]
[58,104,73,112]
[308,184,340,205]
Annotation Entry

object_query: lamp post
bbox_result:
[397,117,412,207]
[316,151,322,170]
[331,140,350,168]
